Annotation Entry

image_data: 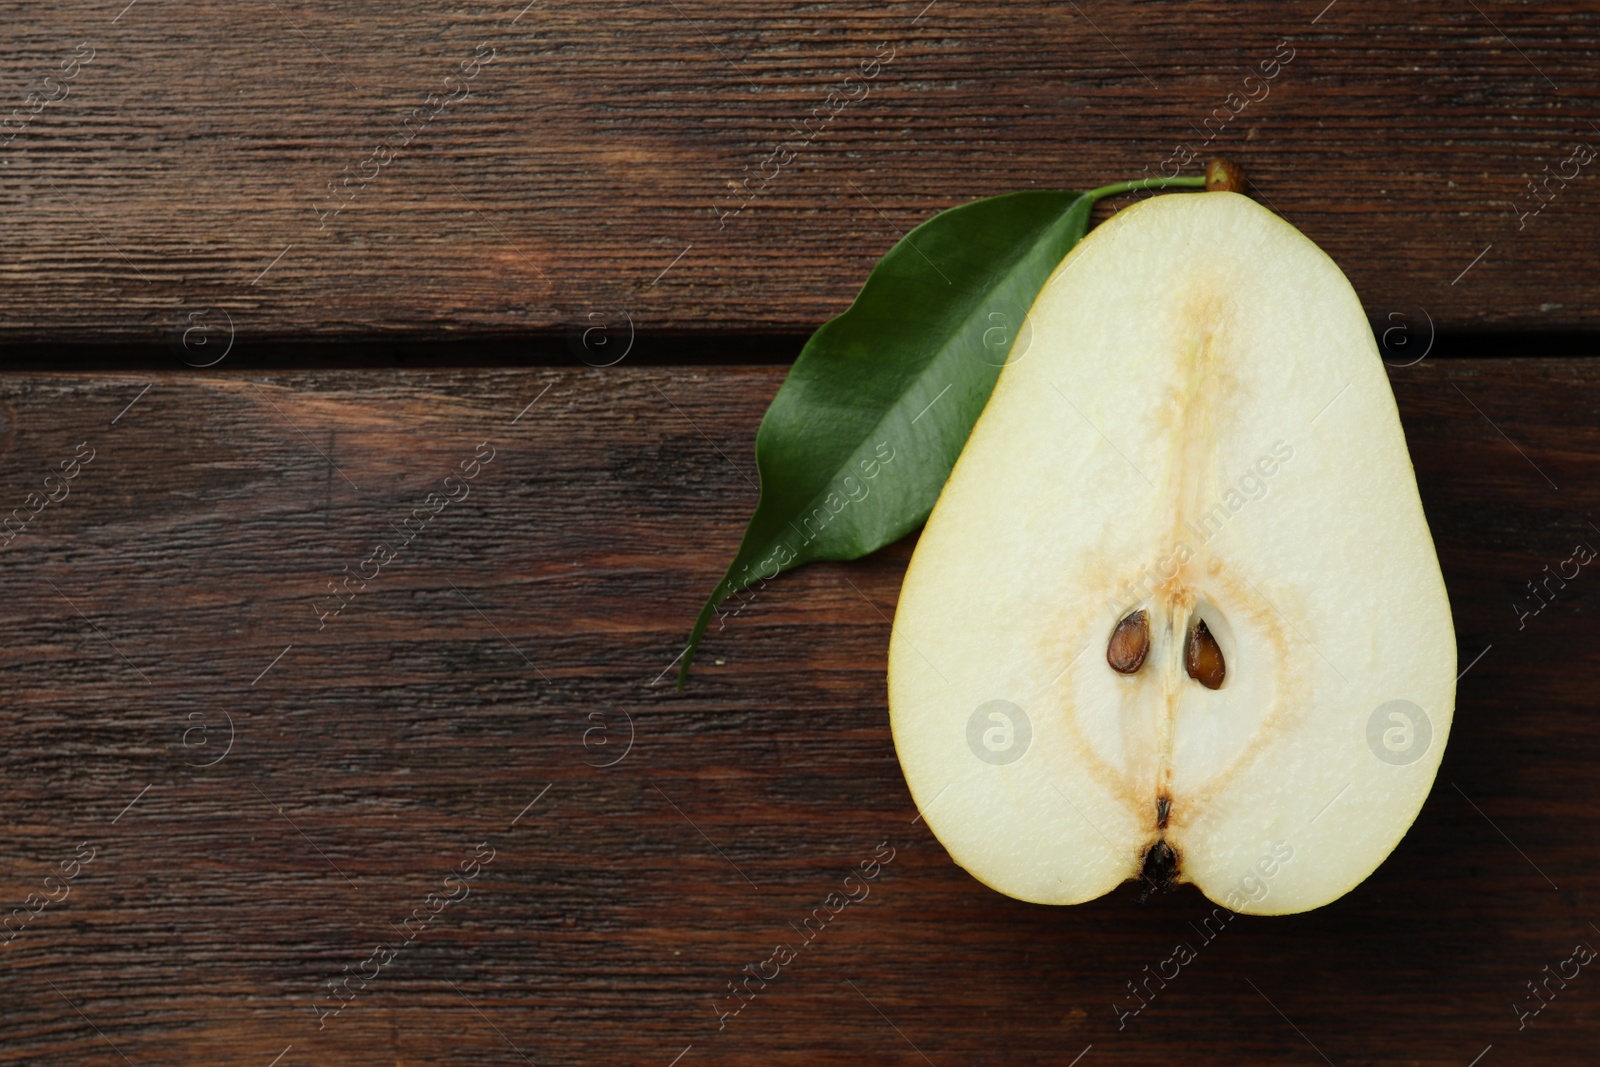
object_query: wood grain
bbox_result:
[2,2,1600,346]
[0,363,1593,1065]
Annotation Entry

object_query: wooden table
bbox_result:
[3,3,1598,1065]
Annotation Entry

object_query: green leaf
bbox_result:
[679,177,1207,688]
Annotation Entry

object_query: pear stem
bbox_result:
[1086,175,1207,202]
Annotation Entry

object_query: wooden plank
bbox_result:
[3,3,1600,344]
[0,363,1592,1065]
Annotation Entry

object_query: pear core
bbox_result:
[887,191,1455,916]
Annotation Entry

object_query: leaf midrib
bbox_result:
[770,192,1092,562]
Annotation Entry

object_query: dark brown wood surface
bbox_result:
[4,1,1600,344]
[0,363,1592,1066]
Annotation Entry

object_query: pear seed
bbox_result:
[1106,609,1150,674]
[1186,619,1225,689]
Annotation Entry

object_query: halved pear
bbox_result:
[888,191,1454,916]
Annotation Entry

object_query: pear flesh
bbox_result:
[888,191,1455,916]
